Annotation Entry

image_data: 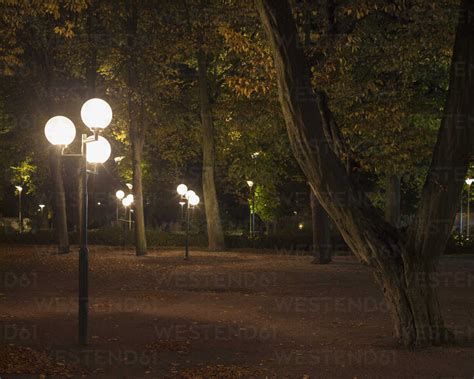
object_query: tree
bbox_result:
[256,0,472,346]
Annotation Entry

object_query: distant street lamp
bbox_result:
[115,190,125,223]
[246,180,254,237]
[177,184,200,259]
[179,201,186,220]
[466,178,474,238]
[44,98,113,346]
[15,186,23,233]
[122,194,134,230]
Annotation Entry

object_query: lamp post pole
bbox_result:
[15,186,23,233]
[78,135,88,346]
[466,179,474,239]
[185,201,190,260]
[246,181,254,237]
[18,189,22,233]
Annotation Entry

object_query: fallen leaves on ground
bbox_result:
[170,364,268,378]
[0,344,79,376]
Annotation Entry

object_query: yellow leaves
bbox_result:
[53,20,75,38]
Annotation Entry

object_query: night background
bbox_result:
[0,0,473,377]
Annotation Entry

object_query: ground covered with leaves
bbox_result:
[1,245,473,378]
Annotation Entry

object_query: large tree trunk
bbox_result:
[385,174,401,228]
[126,0,147,256]
[49,147,69,254]
[310,189,332,264]
[197,50,225,251]
[256,0,472,346]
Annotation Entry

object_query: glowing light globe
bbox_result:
[177,184,188,196]
[122,197,132,207]
[116,190,125,200]
[125,194,134,203]
[44,116,76,146]
[81,98,113,130]
[189,194,200,207]
[185,190,196,200]
[86,136,111,164]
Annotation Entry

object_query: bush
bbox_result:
[0,226,348,254]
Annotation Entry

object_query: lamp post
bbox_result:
[39,204,45,230]
[177,184,200,259]
[466,178,474,239]
[44,98,113,346]
[246,180,254,237]
[122,194,134,230]
[115,190,125,223]
[179,201,186,220]
[15,186,23,233]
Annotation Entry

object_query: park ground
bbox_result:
[1,245,474,378]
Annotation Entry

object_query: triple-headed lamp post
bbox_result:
[177,184,200,259]
[44,98,113,346]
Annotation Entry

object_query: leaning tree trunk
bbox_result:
[385,174,401,228]
[310,189,332,264]
[256,0,472,346]
[126,0,147,256]
[197,50,225,251]
[49,147,69,254]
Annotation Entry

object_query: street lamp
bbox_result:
[115,190,125,223]
[122,194,134,230]
[176,184,200,259]
[15,185,23,233]
[246,180,254,237]
[466,178,474,238]
[44,98,113,346]
[179,201,186,220]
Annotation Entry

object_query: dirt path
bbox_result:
[1,245,474,378]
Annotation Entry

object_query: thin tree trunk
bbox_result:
[197,50,225,251]
[385,174,401,228]
[126,0,147,256]
[310,189,332,264]
[256,0,472,346]
[50,147,69,254]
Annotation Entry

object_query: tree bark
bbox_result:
[385,174,401,228]
[197,50,225,251]
[126,0,147,256]
[256,0,472,346]
[310,189,332,264]
[49,147,69,254]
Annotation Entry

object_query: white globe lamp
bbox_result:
[177,184,188,196]
[86,136,112,164]
[44,116,76,146]
[81,98,113,130]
